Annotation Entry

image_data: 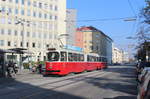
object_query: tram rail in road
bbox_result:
[0,69,111,99]
[19,71,111,99]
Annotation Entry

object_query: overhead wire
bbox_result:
[127,0,137,17]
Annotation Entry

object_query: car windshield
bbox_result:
[47,52,59,62]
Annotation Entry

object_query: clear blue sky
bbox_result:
[67,0,145,53]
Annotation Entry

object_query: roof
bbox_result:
[77,26,113,41]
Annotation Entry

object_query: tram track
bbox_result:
[0,69,109,98]
[19,71,111,99]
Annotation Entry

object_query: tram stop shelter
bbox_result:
[0,48,32,77]
[0,49,15,77]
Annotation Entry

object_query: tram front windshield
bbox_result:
[47,52,59,62]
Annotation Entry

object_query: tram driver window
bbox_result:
[47,52,59,61]
[60,52,67,61]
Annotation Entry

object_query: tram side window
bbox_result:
[74,53,77,61]
[60,52,67,61]
[98,57,102,62]
[80,54,84,61]
[68,53,73,61]
[87,55,90,62]
[101,57,105,62]
[104,58,107,62]
[87,55,94,62]
[47,52,59,61]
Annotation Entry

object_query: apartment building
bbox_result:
[66,9,77,46]
[0,0,66,62]
[112,47,124,64]
[75,26,113,64]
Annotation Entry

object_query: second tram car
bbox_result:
[43,48,107,76]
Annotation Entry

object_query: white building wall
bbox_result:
[0,0,66,62]
[106,38,113,64]
[112,47,124,64]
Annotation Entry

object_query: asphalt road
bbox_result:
[0,65,137,99]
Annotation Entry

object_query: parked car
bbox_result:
[137,70,150,99]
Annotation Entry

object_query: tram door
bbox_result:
[0,53,4,77]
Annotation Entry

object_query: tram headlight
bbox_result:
[48,66,53,69]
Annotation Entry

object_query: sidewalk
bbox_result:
[0,69,31,85]
[17,69,31,75]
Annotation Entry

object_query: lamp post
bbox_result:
[15,18,27,71]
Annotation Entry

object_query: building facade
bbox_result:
[112,47,124,64]
[75,26,113,64]
[75,28,84,48]
[66,9,77,46]
[0,0,66,62]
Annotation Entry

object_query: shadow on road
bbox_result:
[83,66,137,99]
[0,77,84,99]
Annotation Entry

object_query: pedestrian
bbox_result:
[38,64,42,74]
[29,62,32,71]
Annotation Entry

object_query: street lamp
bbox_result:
[126,36,138,40]
[15,17,31,70]
[124,18,137,22]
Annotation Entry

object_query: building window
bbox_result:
[8,29,11,35]
[32,32,36,38]
[39,2,42,8]
[32,42,35,48]
[9,0,12,2]
[39,12,42,18]
[49,15,52,20]
[1,7,5,13]
[44,14,47,19]
[26,42,29,47]
[33,1,37,7]
[55,16,57,20]
[27,0,31,6]
[38,43,41,48]
[0,17,5,24]
[1,29,4,35]
[50,5,53,10]
[21,9,24,15]
[8,8,12,14]
[8,41,11,46]
[27,10,30,16]
[54,6,58,11]
[44,33,47,39]
[15,0,19,4]
[0,40,4,46]
[14,30,17,36]
[20,42,23,47]
[38,33,41,38]
[44,4,48,9]
[33,11,36,17]
[27,32,30,37]
[8,18,12,24]
[21,0,24,5]
[15,8,18,14]
[21,31,23,36]
[14,41,17,47]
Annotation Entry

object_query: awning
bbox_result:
[8,48,32,54]
[0,49,15,53]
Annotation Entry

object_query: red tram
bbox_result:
[43,48,107,76]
